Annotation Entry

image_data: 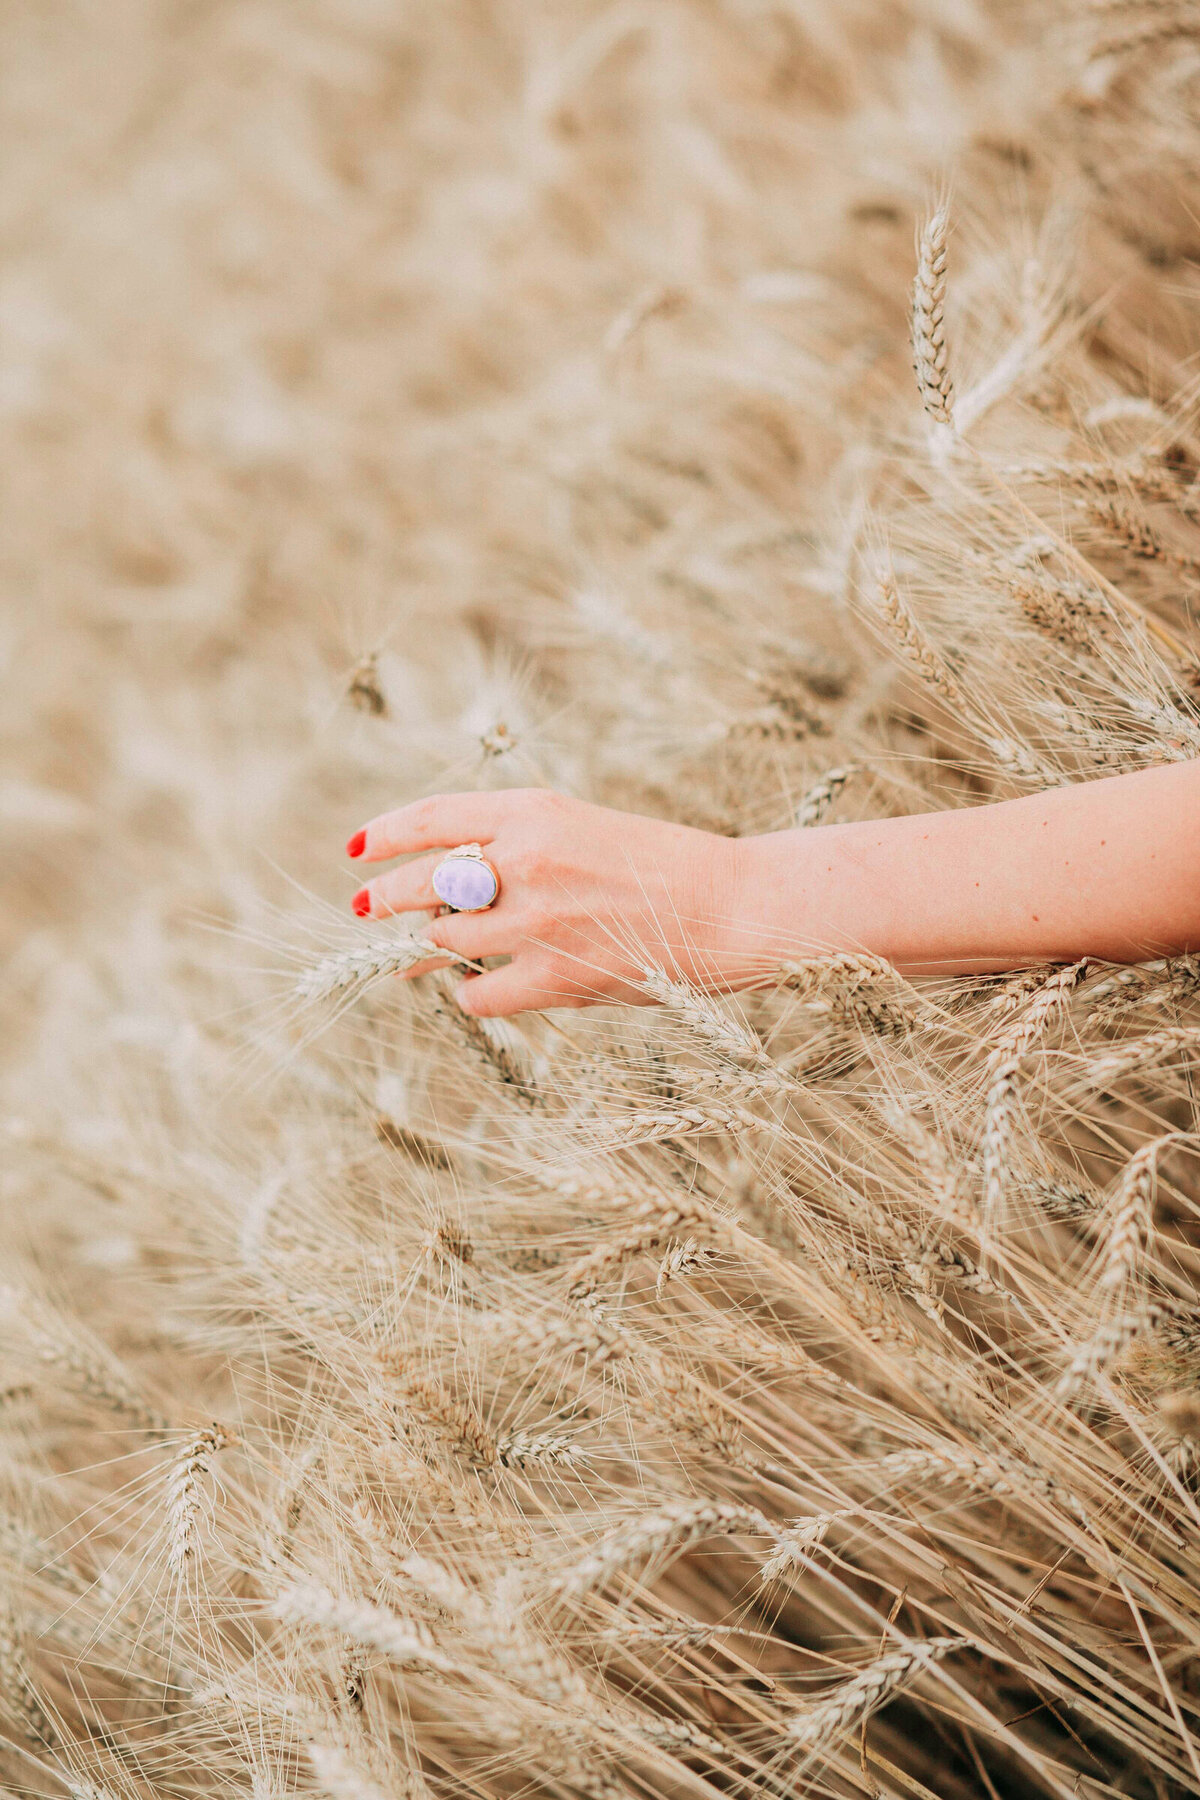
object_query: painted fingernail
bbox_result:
[346,829,366,858]
[352,888,371,918]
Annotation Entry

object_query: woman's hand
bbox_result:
[345,788,754,1017]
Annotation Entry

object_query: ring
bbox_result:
[431,843,501,913]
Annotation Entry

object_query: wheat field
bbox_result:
[5,3,1200,1796]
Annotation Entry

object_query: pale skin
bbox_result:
[345,760,1200,1018]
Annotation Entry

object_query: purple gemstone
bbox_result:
[432,856,499,911]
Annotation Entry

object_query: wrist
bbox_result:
[720,827,824,978]
[728,821,904,976]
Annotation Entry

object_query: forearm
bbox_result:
[738,760,1200,977]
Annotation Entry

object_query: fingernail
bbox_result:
[346,829,366,858]
[352,888,371,918]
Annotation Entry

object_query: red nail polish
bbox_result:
[352,889,371,917]
[346,829,366,858]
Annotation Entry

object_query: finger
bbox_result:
[454,959,589,1018]
[391,913,516,984]
[353,852,441,917]
[349,791,514,862]
[413,910,516,962]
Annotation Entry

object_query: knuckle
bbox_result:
[532,786,568,818]
[508,844,547,883]
[521,903,555,940]
[411,798,441,837]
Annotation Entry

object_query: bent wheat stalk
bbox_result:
[296,932,463,1003]
[786,1636,967,1757]
[981,960,1089,1232]
[548,1500,777,1600]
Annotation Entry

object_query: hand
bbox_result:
[345,788,753,1017]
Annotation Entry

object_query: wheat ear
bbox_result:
[308,1741,428,1800]
[787,1636,966,1754]
[12,1294,170,1434]
[271,1584,457,1673]
[384,1356,497,1467]
[495,1428,589,1469]
[795,764,858,827]
[580,1101,758,1150]
[981,960,1089,1229]
[1054,1307,1161,1403]
[548,1500,775,1600]
[759,1515,835,1581]
[1101,1132,1186,1291]
[166,1425,235,1574]
[433,981,545,1104]
[0,1596,55,1745]
[876,574,962,702]
[911,207,956,430]
[638,965,776,1072]
[564,1198,721,1298]
[295,932,448,1004]
[1081,1025,1200,1090]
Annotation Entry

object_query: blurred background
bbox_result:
[0,0,1054,1136]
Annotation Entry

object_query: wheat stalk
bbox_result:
[795,764,859,827]
[166,1425,236,1574]
[786,1636,966,1754]
[981,960,1089,1229]
[548,1501,776,1600]
[0,1595,56,1745]
[876,574,962,702]
[271,1585,457,1673]
[1100,1132,1187,1291]
[911,207,956,430]
[296,932,448,1003]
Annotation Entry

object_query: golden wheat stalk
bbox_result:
[876,573,963,702]
[786,1636,966,1755]
[166,1425,236,1574]
[0,1595,56,1746]
[911,207,956,430]
[981,960,1089,1229]
[1100,1132,1187,1291]
[295,932,452,1003]
[271,1585,458,1674]
[548,1501,777,1600]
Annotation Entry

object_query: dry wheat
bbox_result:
[166,1425,236,1574]
[549,1501,776,1600]
[0,1595,56,1746]
[296,933,449,1004]
[795,765,859,827]
[786,1636,966,1754]
[982,960,1089,1228]
[911,208,956,430]
[876,574,962,701]
[271,1585,457,1674]
[1100,1133,1186,1291]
